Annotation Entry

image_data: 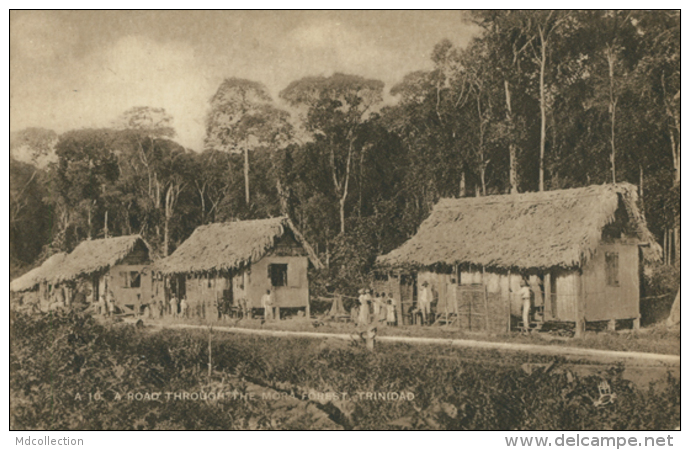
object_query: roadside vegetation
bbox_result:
[11,310,679,430]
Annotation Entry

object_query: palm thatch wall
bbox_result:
[155,216,323,275]
[378,183,660,270]
[10,252,67,292]
[52,235,151,283]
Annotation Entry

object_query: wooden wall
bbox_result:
[185,274,231,311]
[248,255,309,309]
[552,270,581,322]
[108,264,153,311]
[583,242,639,321]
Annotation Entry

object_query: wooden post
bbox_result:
[544,273,552,320]
[575,271,586,338]
[664,229,668,265]
[673,225,680,261]
[507,269,512,333]
[207,327,213,381]
[482,266,490,333]
[365,324,376,351]
[275,306,281,320]
[633,316,641,331]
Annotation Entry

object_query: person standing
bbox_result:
[169,293,178,318]
[386,295,397,326]
[107,291,116,316]
[519,278,532,331]
[376,292,387,323]
[418,281,431,325]
[358,289,369,326]
[528,276,544,322]
[372,292,382,319]
[180,297,189,319]
[261,289,274,320]
[98,294,107,316]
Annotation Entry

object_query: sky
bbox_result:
[10,11,481,150]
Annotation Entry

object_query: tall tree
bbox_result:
[205,78,292,206]
[114,107,179,248]
[10,127,58,168]
[281,73,384,234]
[522,11,571,191]
[54,129,120,245]
[634,11,680,186]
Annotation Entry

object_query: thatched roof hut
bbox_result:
[378,183,660,270]
[155,216,323,275]
[52,235,151,283]
[10,252,67,292]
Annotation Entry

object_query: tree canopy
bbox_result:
[10,11,680,295]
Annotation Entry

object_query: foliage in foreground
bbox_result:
[10,310,679,430]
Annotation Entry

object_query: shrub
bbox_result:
[10,311,680,430]
[641,263,679,325]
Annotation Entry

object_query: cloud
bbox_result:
[11,12,78,61]
[282,20,395,76]
[13,34,216,150]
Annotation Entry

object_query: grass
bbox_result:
[11,310,680,430]
[136,313,680,356]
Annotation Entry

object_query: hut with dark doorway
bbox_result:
[376,183,661,335]
[10,252,68,311]
[154,216,323,320]
[51,235,153,314]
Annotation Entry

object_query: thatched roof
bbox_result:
[10,252,67,292]
[155,216,323,275]
[378,183,661,270]
[52,235,151,283]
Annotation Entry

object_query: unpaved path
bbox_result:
[146,322,679,366]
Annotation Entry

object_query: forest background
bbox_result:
[10,11,680,297]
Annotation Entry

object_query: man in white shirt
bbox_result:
[261,289,274,321]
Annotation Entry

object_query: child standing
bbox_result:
[386,297,397,326]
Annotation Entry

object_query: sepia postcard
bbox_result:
[8,9,680,439]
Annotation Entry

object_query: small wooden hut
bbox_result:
[154,216,323,318]
[10,252,68,310]
[52,235,153,313]
[376,183,661,334]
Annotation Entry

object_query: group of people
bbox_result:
[354,288,397,326]
[147,293,242,320]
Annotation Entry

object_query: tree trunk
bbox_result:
[339,197,346,235]
[538,32,547,192]
[480,168,487,196]
[663,229,668,265]
[87,202,93,240]
[459,171,466,197]
[673,224,680,263]
[276,178,289,216]
[104,211,109,239]
[639,164,644,211]
[244,147,250,205]
[164,218,170,257]
[607,48,617,184]
[164,184,177,257]
[333,140,354,235]
[504,80,518,194]
[669,127,680,185]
